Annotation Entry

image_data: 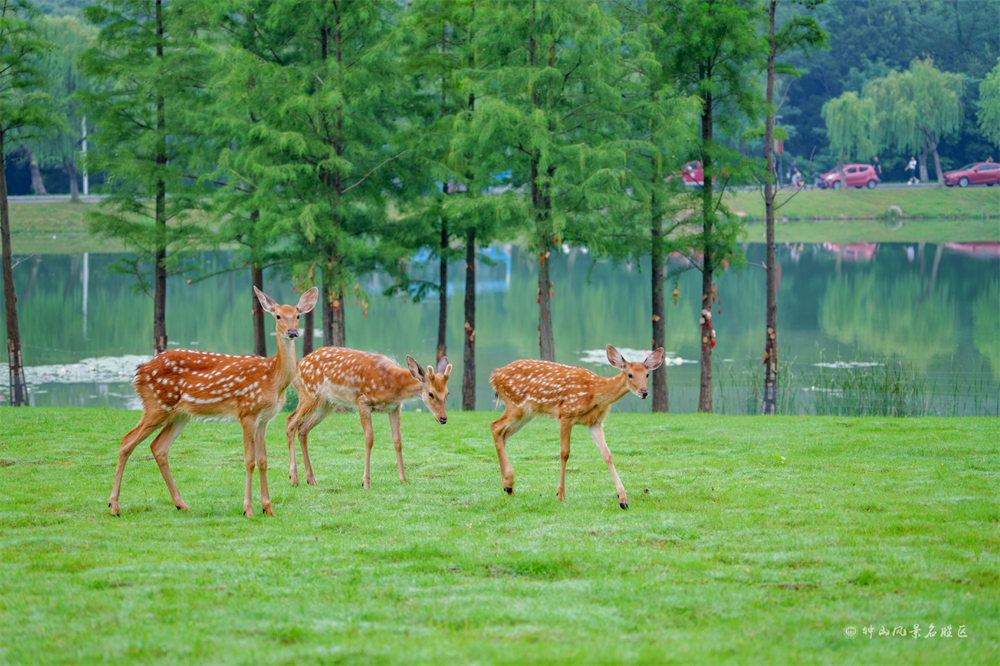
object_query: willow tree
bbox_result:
[461,0,632,362]
[977,59,1000,151]
[29,14,96,201]
[79,0,213,355]
[0,0,58,406]
[659,0,762,413]
[864,58,963,186]
[821,91,876,191]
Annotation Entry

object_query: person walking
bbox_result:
[906,156,918,185]
[873,156,883,178]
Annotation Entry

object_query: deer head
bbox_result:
[254,286,319,340]
[607,345,664,399]
[407,355,452,424]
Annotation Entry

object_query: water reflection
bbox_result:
[1,241,998,413]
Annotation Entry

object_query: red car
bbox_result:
[819,164,880,189]
[943,162,1000,187]
[676,160,704,185]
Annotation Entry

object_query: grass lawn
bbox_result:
[724,186,1000,223]
[0,408,996,665]
[6,202,126,255]
[752,216,1000,244]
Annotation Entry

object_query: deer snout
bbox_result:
[438,416,447,424]
[640,389,649,399]
[287,329,299,338]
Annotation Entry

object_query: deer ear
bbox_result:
[426,365,435,378]
[254,286,278,314]
[442,364,452,382]
[436,356,450,376]
[606,345,626,370]
[296,287,319,314]
[644,348,664,370]
[406,355,425,381]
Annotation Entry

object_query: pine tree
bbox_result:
[0,0,59,406]
[659,0,762,413]
[461,0,633,362]
[79,0,213,354]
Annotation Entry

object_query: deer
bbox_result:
[489,345,664,510]
[108,286,319,518]
[285,349,451,488]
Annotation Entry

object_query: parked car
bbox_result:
[943,162,1000,187]
[818,164,880,189]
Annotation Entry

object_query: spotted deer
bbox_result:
[489,345,664,509]
[109,286,319,517]
[285,349,451,488]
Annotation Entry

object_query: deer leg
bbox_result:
[490,407,524,495]
[149,416,191,512]
[285,408,304,486]
[589,423,628,510]
[298,400,332,486]
[389,406,407,484]
[557,419,572,502]
[241,418,257,517]
[256,419,274,517]
[359,405,375,489]
[109,412,168,516]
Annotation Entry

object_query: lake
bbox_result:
[1,240,998,415]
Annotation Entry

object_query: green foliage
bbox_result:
[978,59,1000,151]
[0,0,61,149]
[820,90,876,163]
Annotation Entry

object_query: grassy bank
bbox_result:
[6,202,126,255]
[725,186,1000,223]
[1,408,996,665]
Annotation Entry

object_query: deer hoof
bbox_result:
[504,487,513,495]
[619,502,628,510]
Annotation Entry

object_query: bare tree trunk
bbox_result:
[252,261,267,357]
[322,262,334,348]
[926,243,943,298]
[27,148,46,196]
[762,0,778,415]
[65,157,79,203]
[302,309,314,356]
[1,132,28,405]
[698,91,714,414]
[462,228,476,411]
[927,130,944,186]
[331,287,346,347]
[437,219,447,362]
[918,138,929,183]
[836,149,847,192]
[152,0,167,356]
[651,193,668,413]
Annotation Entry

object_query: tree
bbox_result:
[978,59,1000,152]
[659,0,761,413]
[0,0,59,405]
[760,0,826,415]
[462,0,632,362]
[864,58,963,186]
[27,14,96,201]
[79,0,213,355]
[821,90,875,190]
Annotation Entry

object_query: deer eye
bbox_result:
[277,315,281,320]
[628,373,632,378]
[429,392,435,399]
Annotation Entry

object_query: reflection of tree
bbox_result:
[973,280,1000,379]
[820,273,955,368]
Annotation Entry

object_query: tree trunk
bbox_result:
[1,132,28,406]
[152,0,167,356]
[462,227,476,411]
[252,261,267,357]
[650,193,667,413]
[762,0,778,415]
[927,130,944,186]
[437,219,447,362]
[27,148,46,196]
[331,287,346,347]
[302,309,314,356]
[698,91,714,414]
[836,149,847,193]
[321,263,345,347]
[918,138,929,183]
[65,157,79,203]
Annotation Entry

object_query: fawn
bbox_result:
[489,345,664,509]
[109,286,319,517]
[285,349,452,488]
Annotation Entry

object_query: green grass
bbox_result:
[6,202,126,254]
[755,216,1000,244]
[725,186,1000,224]
[1,408,997,665]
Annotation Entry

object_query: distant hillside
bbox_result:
[35,0,88,16]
